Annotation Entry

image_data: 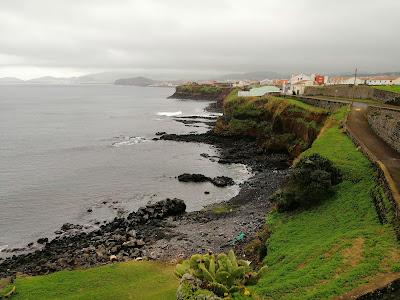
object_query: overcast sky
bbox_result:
[0,0,399,79]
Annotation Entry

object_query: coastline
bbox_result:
[0,95,289,278]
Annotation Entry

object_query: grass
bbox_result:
[251,107,400,299]
[177,84,223,95]
[373,85,400,94]
[3,261,177,300]
[208,203,237,215]
[278,96,327,113]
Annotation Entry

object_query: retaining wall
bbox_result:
[304,85,400,105]
[294,96,347,111]
[367,107,400,154]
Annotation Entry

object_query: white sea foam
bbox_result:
[0,244,8,252]
[156,111,182,116]
[112,136,148,147]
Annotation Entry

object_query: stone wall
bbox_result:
[367,107,400,153]
[295,96,347,111]
[304,85,400,105]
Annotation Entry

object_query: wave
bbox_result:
[112,136,149,147]
[156,111,182,117]
[0,244,8,252]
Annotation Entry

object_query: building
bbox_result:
[327,76,365,85]
[238,86,281,97]
[364,76,400,86]
[314,74,325,85]
[260,78,273,86]
[289,80,315,95]
[283,73,325,95]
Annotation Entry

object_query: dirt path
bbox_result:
[347,104,400,193]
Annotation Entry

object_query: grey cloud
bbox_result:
[0,0,399,78]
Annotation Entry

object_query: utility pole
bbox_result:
[351,67,358,107]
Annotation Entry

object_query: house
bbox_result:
[283,73,325,95]
[260,78,273,86]
[314,74,325,85]
[289,80,315,95]
[238,86,281,97]
[327,76,365,85]
[272,79,289,89]
[364,76,400,86]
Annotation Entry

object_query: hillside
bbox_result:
[114,76,155,86]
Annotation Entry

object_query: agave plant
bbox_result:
[175,250,267,297]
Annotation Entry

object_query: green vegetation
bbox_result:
[176,84,223,95]
[217,92,328,156]
[271,154,342,212]
[251,107,400,299]
[175,250,266,298]
[280,97,327,113]
[3,261,177,300]
[373,85,400,94]
[208,203,236,215]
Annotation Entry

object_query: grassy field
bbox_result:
[1,261,177,300]
[373,85,400,94]
[251,106,400,299]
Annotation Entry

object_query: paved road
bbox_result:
[347,104,400,193]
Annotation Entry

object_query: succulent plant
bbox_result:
[175,250,267,297]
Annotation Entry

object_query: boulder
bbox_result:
[178,173,210,183]
[211,176,235,187]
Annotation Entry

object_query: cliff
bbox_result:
[169,84,232,110]
[214,92,328,157]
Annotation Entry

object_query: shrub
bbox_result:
[175,250,267,298]
[271,154,342,211]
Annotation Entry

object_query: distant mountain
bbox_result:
[216,71,288,81]
[0,77,24,84]
[27,76,75,85]
[74,72,138,84]
[114,76,155,86]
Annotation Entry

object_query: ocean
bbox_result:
[0,85,250,251]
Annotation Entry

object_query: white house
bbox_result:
[289,80,315,95]
[364,76,400,86]
[284,73,315,95]
[289,73,312,84]
[327,76,365,85]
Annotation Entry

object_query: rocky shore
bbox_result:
[0,107,289,279]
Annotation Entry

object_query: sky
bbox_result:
[0,0,399,80]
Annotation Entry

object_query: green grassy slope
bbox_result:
[251,107,400,299]
[4,261,177,300]
[373,85,400,94]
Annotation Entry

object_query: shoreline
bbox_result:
[0,119,289,279]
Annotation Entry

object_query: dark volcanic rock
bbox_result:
[0,198,187,278]
[178,173,235,187]
[178,173,209,183]
[37,237,48,244]
[211,176,235,187]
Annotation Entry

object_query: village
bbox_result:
[192,73,400,97]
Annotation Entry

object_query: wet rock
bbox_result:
[155,131,166,136]
[211,176,235,187]
[37,238,48,244]
[178,173,209,183]
[178,173,234,187]
[61,223,83,231]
